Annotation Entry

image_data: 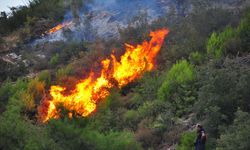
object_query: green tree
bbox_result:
[216,110,250,150]
[207,27,235,58]
[158,60,196,116]
[0,79,58,150]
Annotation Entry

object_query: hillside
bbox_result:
[0,0,250,150]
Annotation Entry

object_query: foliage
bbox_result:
[38,70,51,86]
[83,130,142,150]
[22,78,45,111]
[0,59,28,82]
[48,119,142,150]
[49,53,60,67]
[216,110,250,150]
[0,79,15,113]
[56,64,74,82]
[177,131,196,150]
[135,72,163,101]
[0,0,66,35]
[0,3,250,150]
[207,10,250,58]
[194,57,250,147]
[0,79,58,150]
[237,9,250,52]
[158,60,195,100]
[189,51,204,65]
[207,27,235,58]
[158,60,196,116]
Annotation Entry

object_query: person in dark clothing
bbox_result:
[194,124,206,150]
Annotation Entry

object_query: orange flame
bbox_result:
[38,28,169,122]
[46,21,73,34]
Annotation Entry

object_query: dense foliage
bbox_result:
[0,1,250,150]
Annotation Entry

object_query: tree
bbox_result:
[207,27,235,59]
[216,110,250,150]
[0,79,58,150]
[158,60,197,116]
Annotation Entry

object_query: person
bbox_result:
[194,124,206,150]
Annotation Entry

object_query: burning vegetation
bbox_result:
[38,28,169,122]
[45,21,73,35]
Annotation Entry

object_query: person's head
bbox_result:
[196,124,203,132]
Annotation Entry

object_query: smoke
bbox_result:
[32,0,191,46]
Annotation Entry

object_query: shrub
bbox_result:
[195,57,250,140]
[135,72,163,101]
[216,110,250,150]
[237,9,250,52]
[158,60,195,100]
[38,70,51,86]
[207,27,236,59]
[177,131,196,150]
[158,60,196,116]
[56,65,74,78]
[124,110,140,129]
[0,79,58,150]
[0,80,14,112]
[26,78,45,104]
[49,53,59,67]
[189,51,204,65]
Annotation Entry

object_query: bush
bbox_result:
[207,27,235,59]
[206,9,250,58]
[158,60,196,116]
[48,119,142,150]
[0,80,14,112]
[0,79,58,150]
[124,110,140,129]
[158,60,195,100]
[135,72,163,101]
[49,53,60,67]
[38,70,51,86]
[177,131,196,150]
[189,51,204,65]
[216,110,250,150]
[25,78,45,106]
[237,9,250,53]
[195,57,250,139]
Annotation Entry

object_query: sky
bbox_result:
[0,0,28,13]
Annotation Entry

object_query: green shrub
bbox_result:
[49,53,59,66]
[48,119,142,150]
[207,27,236,58]
[135,72,163,101]
[0,79,58,150]
[56,64,74,82]
[158,60,196,116]
[189,51,204,65]
[158,60,195,101]
[216,110,250,150]
[177,131,196,150]
[0,80,15,112]
[22,78,45,111]
[89,130,142,150]
[237,9,250,52]
[124,110,140,129]
[38,70,51,86]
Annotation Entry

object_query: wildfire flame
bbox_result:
[38,28,169,122]
[46,21,73,34]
